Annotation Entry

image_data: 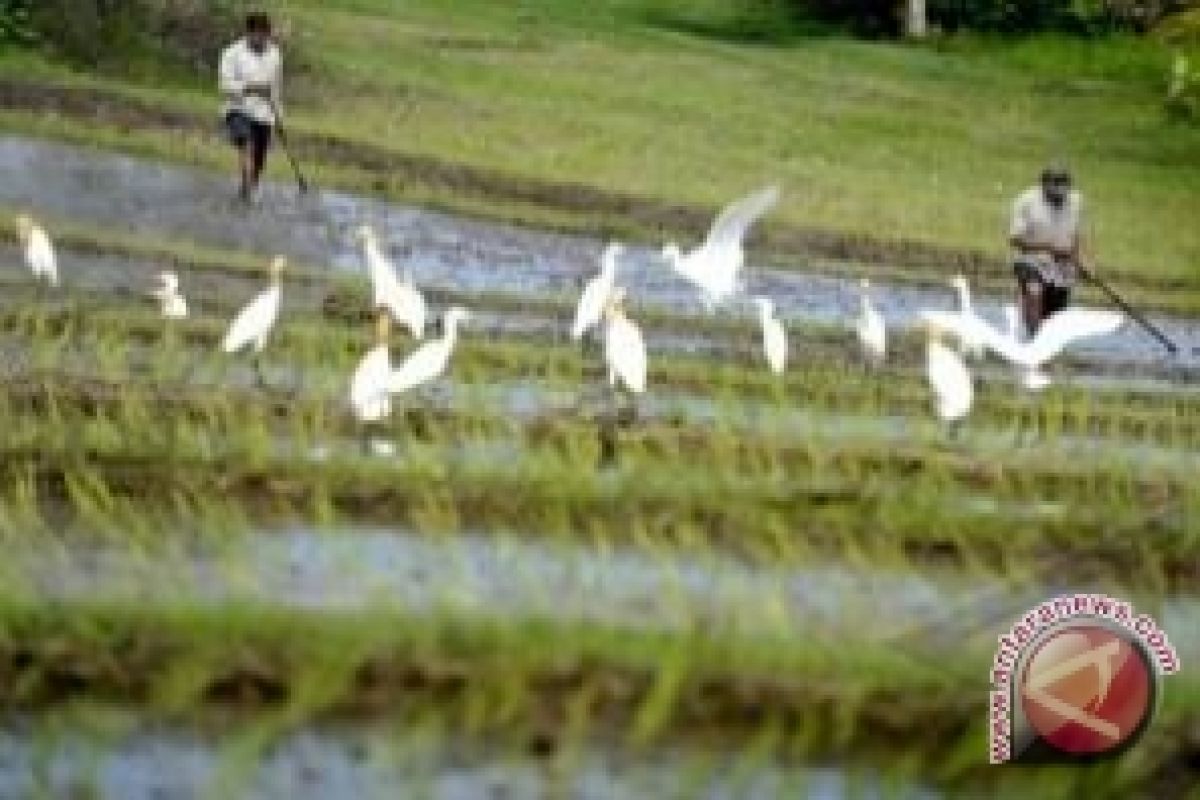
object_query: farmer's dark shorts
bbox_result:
[224,111,272,157]
[1014,258,1071,316]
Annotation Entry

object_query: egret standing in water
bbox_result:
[15,214,57,287]
[603,287,647,398]
[222,255,285,386]
[388,306,471,395]
[753,297,787,375]
[350,312,394,423]
[350,224,427,340]
[350,312,398,455]
[924,320,974,430]
[572,242,622,342]
[856,279,886,366]
[151,271,188,319]
[355,224,426,339]
[949,274,987,358]
[661,185,779,309]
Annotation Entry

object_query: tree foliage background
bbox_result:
[796,0,1197,36]
[0,0,245,68]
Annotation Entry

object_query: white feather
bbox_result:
[754,297,786,375]
[349,344,393,422]
[856,281,886,364]
[662,186,779,308]
[360,228,426,339]
[605,306,647,394]
[927,338,973,422]
[950,274,988,358]
[25,225,57,286]
[152,272,188,319]
[572,242,621,340]
[978,306,1124,374]
[222,284,280,354]
[388,307,469,394]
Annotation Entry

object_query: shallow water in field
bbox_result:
[0,717,938,800]
[3,135,1198,377]
[5,527,1197,665]
[1,527,1029,648]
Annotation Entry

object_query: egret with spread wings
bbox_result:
[661,185,779,309]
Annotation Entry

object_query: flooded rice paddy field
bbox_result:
[0,134,1198,797]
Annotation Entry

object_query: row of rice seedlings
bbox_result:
[0,594,1193,798]
[5,299,1199,454]
[3,376,1192,522]
[0,412,1193,592]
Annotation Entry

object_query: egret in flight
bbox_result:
[980,305,1124,391]
[924,320,974,427]
[604,287,647,396]
[15,214,57,287]
[151,271,188,319]
[355,224,426,339]
[222,256,285,385]
[661,185,779,309]
[572,242,622,341]
[856,279,886,366]
[388,306,471,395]
[753,297,787,375]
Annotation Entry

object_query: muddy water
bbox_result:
[0,717,936,800]
[3,136,1197,375]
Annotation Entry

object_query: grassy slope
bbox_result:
[0,0,1197,282]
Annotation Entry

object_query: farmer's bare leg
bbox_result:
[238,144,255,202]
[250,131,270,191]
[1020,280,1044,337]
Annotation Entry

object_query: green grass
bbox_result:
[1,1,1197,283]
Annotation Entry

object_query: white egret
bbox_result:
[571,242,622,341]
[388,306,470,394]
[979,306,1124,391]
[603,287,647,395]
[661,185,779,309]
[949,274,988,358]
[350,313,393,423]
[222,256,285,386]
[1000,303,1049,390]
[355,224,426,339]
[856,279,886,366]
[753,297,787,375]
[924,321,974,425]
[150,271,188,319]
[15,214,57,287]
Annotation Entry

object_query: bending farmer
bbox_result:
[1009,165,1085,335]
[219,12,282,203]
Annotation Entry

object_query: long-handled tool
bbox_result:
[1079,266,1179,356]
[269,99,310,194]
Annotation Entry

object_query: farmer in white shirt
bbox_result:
[1009,165,1085,335]
[219,12,282,203]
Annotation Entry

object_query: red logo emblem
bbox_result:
[1019,622,1154,756]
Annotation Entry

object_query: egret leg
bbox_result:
[596,415,619,470]
[253,354,268,389]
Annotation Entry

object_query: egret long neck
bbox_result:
[956,283,972,313]
[443,317,461,348]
